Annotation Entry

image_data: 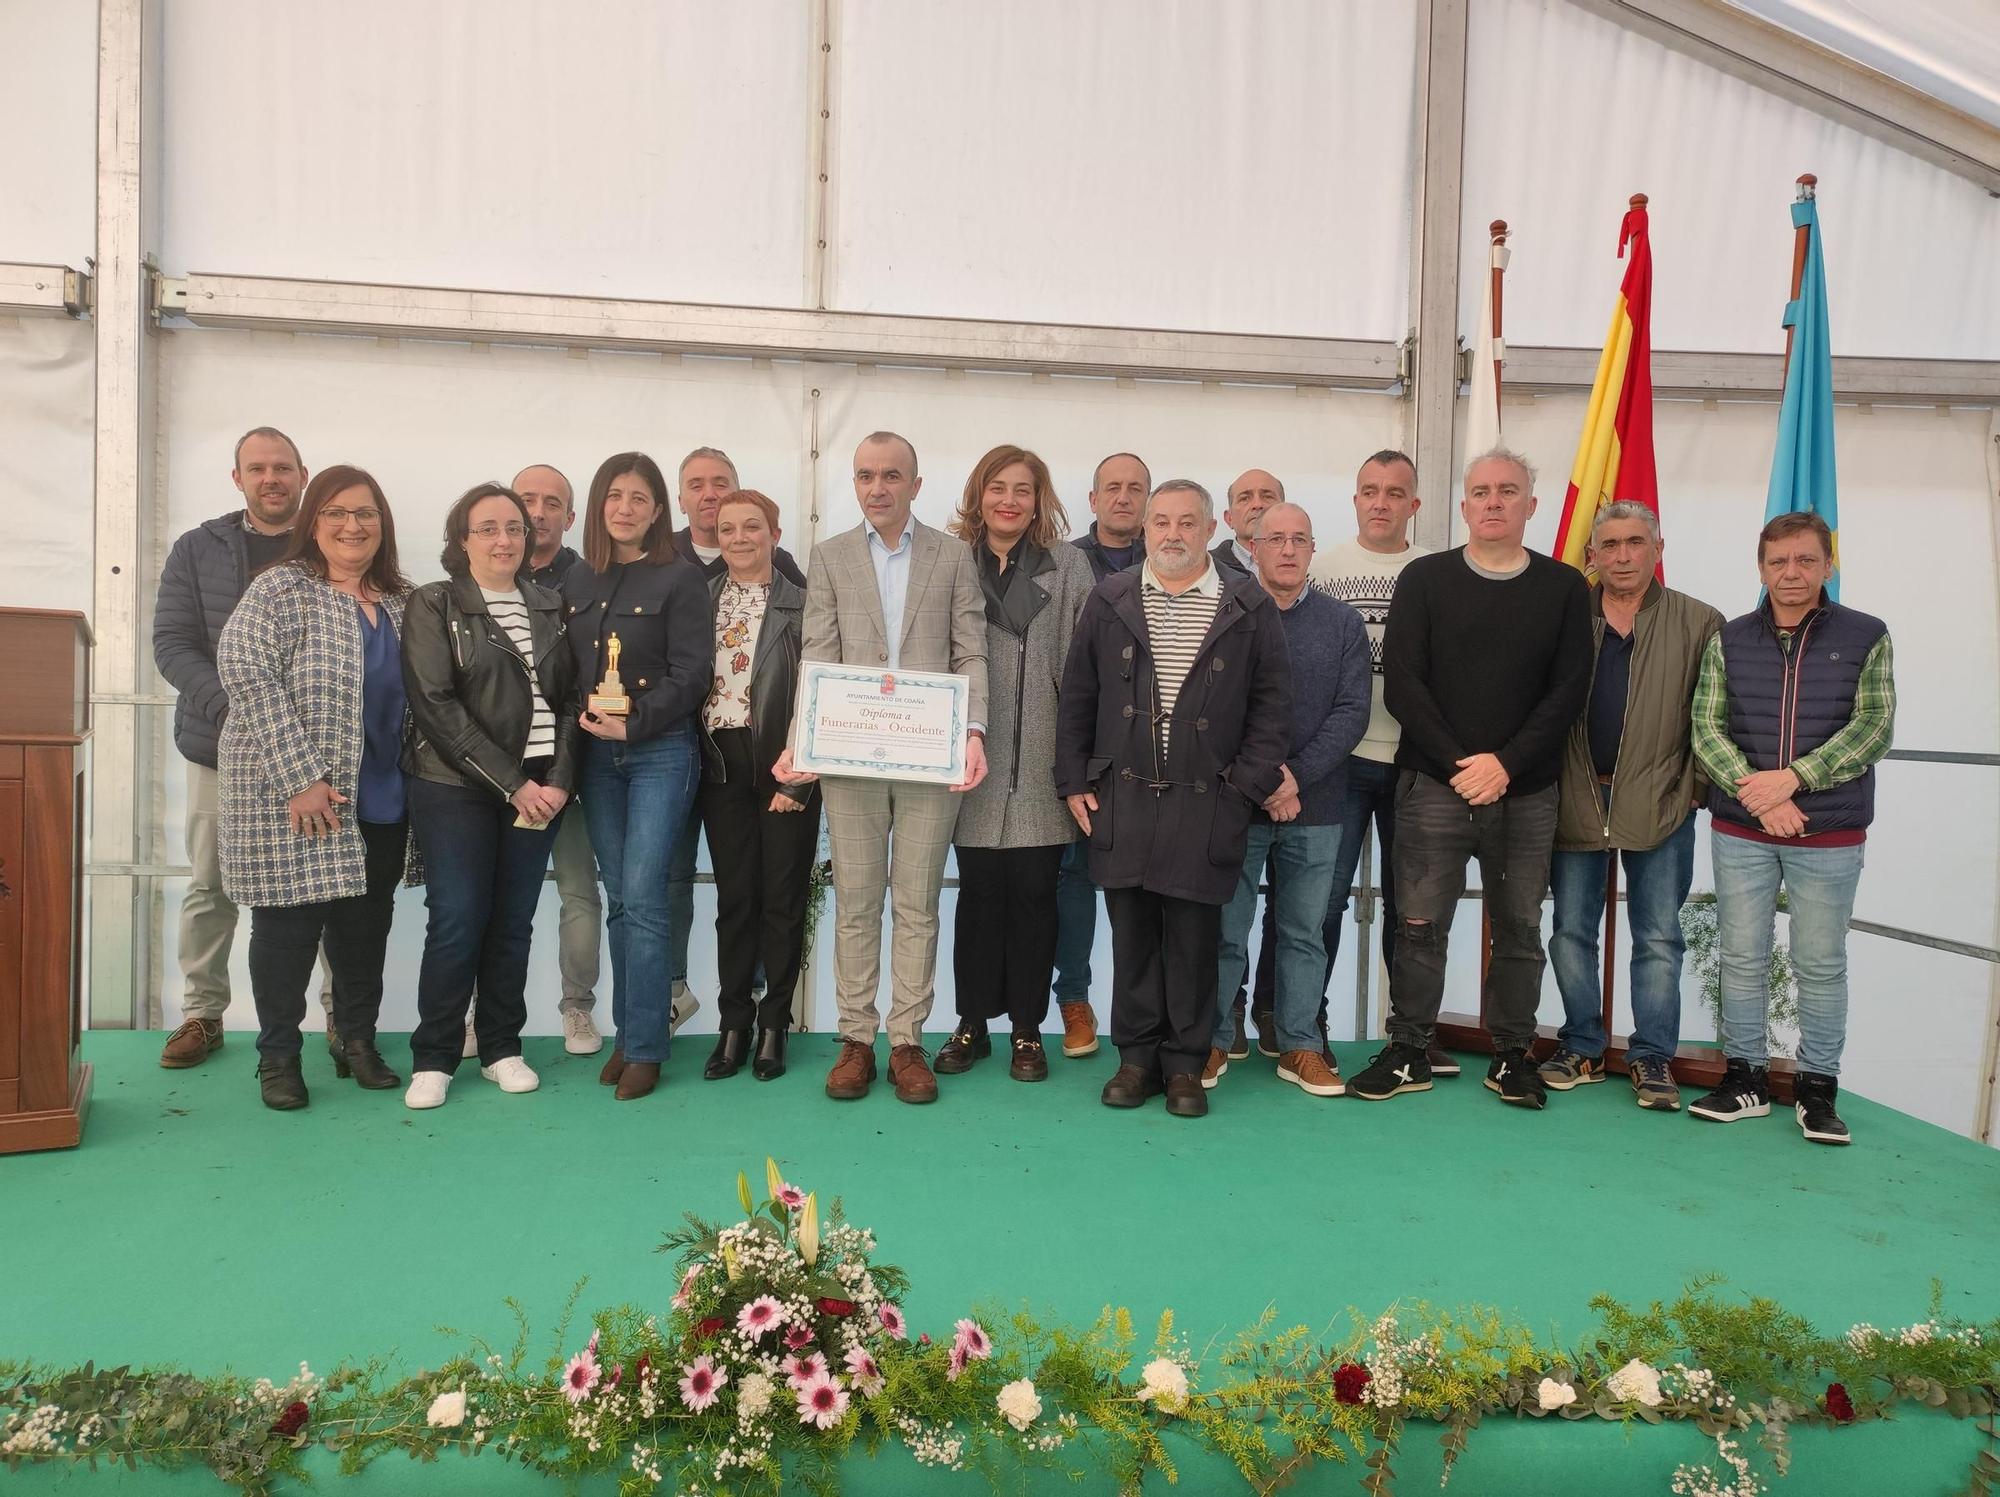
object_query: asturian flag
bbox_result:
[1763,179,1840,597]
[1551,194,1658,575]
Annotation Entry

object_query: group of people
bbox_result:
[152,424,1893,1147]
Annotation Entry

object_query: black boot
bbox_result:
[337,1036,401,1090]
[752,1027,789,1081]
[704,1027,751,1080]
[257,1055,309,1111]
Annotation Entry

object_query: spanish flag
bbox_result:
[1551,194,1658,575]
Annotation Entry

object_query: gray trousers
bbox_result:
[822,776,959,1048]
[549,800,603,1011]
[177,763,239,1022]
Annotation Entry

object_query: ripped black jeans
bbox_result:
[1384,771,1556,1054]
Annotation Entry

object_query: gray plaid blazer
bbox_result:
[802,518,989,727]
[216,563,421,907]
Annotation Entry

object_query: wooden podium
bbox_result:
[0,607,93,1152]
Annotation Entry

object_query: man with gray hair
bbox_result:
[1350,448,1591,1108]
[1540,503,1722,1110]
[1056,479,1291,1118]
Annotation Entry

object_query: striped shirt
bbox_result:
[480,588,556,758]
[1140,560,1222,756]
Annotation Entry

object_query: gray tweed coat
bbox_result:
[953,539,1094,850]
[216,563,421,907]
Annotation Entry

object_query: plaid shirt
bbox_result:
[1690,627,1896,794]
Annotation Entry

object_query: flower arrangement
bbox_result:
[3,1169,1996,1497]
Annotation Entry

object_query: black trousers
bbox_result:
[1103,884,1221,1080]
[700,728,820,1033]
[951,842,1065,1032]
[249,818,405,1058]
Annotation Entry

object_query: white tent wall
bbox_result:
[0,318,96,613]
[0,1,96,264]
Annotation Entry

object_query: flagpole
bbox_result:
[1783,174,1816,369]
[1488,219,1508,402]
[1475,219,1510,1036]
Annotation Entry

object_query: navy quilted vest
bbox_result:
[1707,598,1888,834]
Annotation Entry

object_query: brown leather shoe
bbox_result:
[1058,1002,1099,1058]
[598,1049,625,1086]
[1277,1048,1346,1097]
[160,1017,223,1069]
[1100,1063,1162,1108]
[614,1061,660,1100]
[825,1040,877,1100]
[1200,1046,1229,1090]
[888,1044,938,1104]
[1164,1073,1209,1118]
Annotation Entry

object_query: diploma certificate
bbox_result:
[792,663,970,785]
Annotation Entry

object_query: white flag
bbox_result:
[1466,236,1510,458]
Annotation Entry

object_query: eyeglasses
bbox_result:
[468,522,529,539]
[1257,535,1312,551]
[319,506,381,527]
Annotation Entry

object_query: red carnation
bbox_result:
[816,1297,858,1317]
[1332,1363,1372,1406]
[1823,1383,1856,1423]
[270,1400,309,1437]
[633,1353,653,1383]
[696,1316,728,1339]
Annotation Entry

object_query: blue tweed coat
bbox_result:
[216,563,421,907]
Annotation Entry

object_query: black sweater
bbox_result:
[1382,548,1593,796]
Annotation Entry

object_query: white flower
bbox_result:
[1536,1378,1577,1411]
[996,1379,1042,1431]
[426,1390,467,1428]
[1135,1357,1190,1411]
[737,1372,774,1419]
[1607,1358,1664,1408]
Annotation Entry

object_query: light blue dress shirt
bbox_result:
[867,521,915,670]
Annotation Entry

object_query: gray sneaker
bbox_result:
[1537,1048,1606,1090]
[1629,1056,1682,1112]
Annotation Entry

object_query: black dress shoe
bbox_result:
[337,1037,400,1090]
[257,1056,309,1111]
[1009,1031,1049,1082]
[704,1028,751,1080]
[1164,1074,1209,1118]
[933,1025,991,1075]
[752,1027,788,1081]
[1100,1063,1163,1108]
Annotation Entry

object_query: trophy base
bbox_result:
[587,693,631,717]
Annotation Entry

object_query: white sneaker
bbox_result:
[461,1012,478,1059]
[670,981,700,1035]
[405,1070,451,1110]
[562,1008,603,1055]
[480,1056,540,1094]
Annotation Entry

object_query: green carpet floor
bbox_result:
[6,1031,1998,1494]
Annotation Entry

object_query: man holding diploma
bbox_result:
[775,431,988,1105]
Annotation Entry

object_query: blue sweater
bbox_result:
[1267,586,1373,825]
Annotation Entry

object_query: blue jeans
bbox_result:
[1712,831,1864,1077]
[1214,821,1341,1054]
[668,813,699,988]
[1321,754,1400,998]
[407,775,563,1074]
[580,728,699,1064]
[1548,803,1696,1065]
[1051,839,1097,1004]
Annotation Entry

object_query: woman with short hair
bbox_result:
[934,446,1093,1082]
[400,482,581,1110]
[217,465,417,1110]
[696,490,821,1082]
[563,452,713,1101]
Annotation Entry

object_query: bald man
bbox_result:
[1215,469,1285,576]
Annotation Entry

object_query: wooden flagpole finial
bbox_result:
[1796,173,1818,199]
[1489,219,1509,243]
[1629,192,1649,209]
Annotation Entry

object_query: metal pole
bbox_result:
[1352,834,1374,1041]
[1405,0,1468,552]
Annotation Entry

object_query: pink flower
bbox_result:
[947,1343,969,1382]
[737,1295,786,1339]
[777,1183,807,1211]
[844,1345,885,1397]
[784,1351,829,1391]
[586,1328,600,1353]
[672,1265,702,1310]
[784,1321,815,1351]
[878,1304,908,1340]
[561,1347,600,1404]
[953,1318,992,1361]
[678,1355,727,1412]
[797,1372,850,1430]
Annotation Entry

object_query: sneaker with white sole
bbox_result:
[1688,1059,1771,1123]
[670,982,700,1034]
[561,1008,603,1055]
[1537,1047,1606,1090]
[405,1070,451,1110]
[480,1056,541,1094]
[1793,1072,1851,1145]
[1348,1043,1432,1101]
[1278,1049,1345,1097]
[1200,1047,1229,1090]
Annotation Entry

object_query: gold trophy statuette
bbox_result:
[588,631,631,716]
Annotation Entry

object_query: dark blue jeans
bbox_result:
[581,727,699,1064]
[1051,839,1097,1005]
[407,775,564,1075]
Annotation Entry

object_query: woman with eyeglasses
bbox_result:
[217,465,418,1111]
[398,483,581,1110]
[562,452,713,1101]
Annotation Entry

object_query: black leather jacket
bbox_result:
[698,570,817,809]
[562,557,714,743]
[400,574,581,798]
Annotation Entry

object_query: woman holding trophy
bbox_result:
[562,452,714,1101]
